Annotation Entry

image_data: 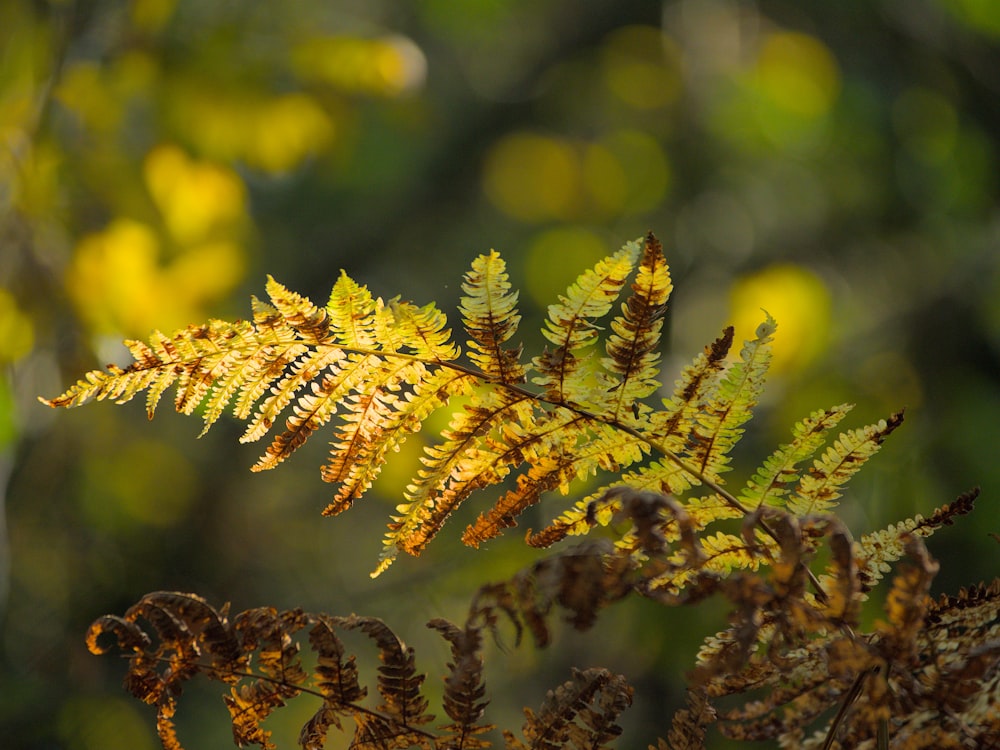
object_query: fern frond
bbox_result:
[239,346,345,445]
[525,462,689,550]
[325,270,378,348]
[649,530,763,595]
[788,410,904,515]
[427,619,493,750]
[375,388,540,575]
[461,249,525,385]
[661,689,715,750]
[849,487,979,592]
[380,298,459,362]
[322,367,477,515]
[684,314,774,480]
[43,234,913,585]
[264,274,332,344]
[338,615,434,732]
[652,326,734,439]
[251,353,393,472]
[531,241,641,406]
[600,232,672,421]
[738,404,853,510]
[504,668,632,750]
[303,615,366,741]
[464,417,650,548]
[466,459,578,549]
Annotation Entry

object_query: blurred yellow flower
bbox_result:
[248,94,336,174]
[169,91,334,174]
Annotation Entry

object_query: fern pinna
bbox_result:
[46,233,905,579]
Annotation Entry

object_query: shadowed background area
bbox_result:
[1,1,998,748]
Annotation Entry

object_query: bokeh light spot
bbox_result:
[167,241,245,301]
[68,218,246,337]
[144,144,246,243]
[81,439,197,530]
[58,695,156,750]
[70,218,162,335]
[601,130,671,215]
[482,132,580,222]
[55,63,121,132]
[130,0,178,33]
[756,32,841,119]
[601,25,682,110]
[729,264,831,374]
[293,35,427,97]
[938,0,1000,37]
[0,288,35,362]
[892,87,958,164]
[582,143,628,217]
[248,94,335,174]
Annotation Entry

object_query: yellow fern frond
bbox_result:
[322,367,476,516]
[43,234,911,583]
[645,326,733,448]
[265,275,331,344]
[239,347,344,444]
[787,410,904,515]
[532,241,641,406]
[600,232,673,422]
[460,250,525,385]
[377,388,541,574]
[738,404,853,510]
[325,271,378,348]
[650,531,761,594]
[379,299,458,362]
[461,416,651,548]
[684,315,775,481]
[847,487,979,593]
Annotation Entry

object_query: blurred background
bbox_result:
[2,0,998,748]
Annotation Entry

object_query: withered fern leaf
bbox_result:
[90,488,1000,749]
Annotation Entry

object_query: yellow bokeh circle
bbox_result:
[729,264,831,374]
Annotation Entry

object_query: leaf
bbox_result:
[531,240,641,407]
[738,404,853,510]
[600,231,673,421]
[427,619,494,750]
[461,249,525,385]
[685,313,775,480]
[506,668,632,750]
[338,615,434,731]
[851,487,979,593]
[787,410,904,515]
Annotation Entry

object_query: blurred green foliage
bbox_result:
[2,1,998,748]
